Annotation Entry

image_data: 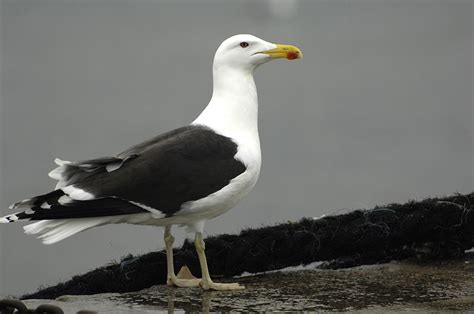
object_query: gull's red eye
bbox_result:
[240,42,249,48]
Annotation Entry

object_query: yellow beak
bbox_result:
[260,44,303,60]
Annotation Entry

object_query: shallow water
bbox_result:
[22,254,474,312]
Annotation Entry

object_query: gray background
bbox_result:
[0,0,472,296]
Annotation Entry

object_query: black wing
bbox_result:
[74,125,246,215]
[14,125,246,220]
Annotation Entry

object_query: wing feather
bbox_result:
[10,125,246,221]
[58,126,246,216]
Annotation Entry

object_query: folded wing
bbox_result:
[5,125,246,222]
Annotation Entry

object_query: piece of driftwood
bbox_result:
[22,192,474,299]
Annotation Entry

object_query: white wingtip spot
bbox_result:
[40,202,52,209]
[62,185,95,201]
[48,165,66,180]
[58,195,73,205]
[1,214,19,223]
[54,158,71,166]
[106,162,122,172]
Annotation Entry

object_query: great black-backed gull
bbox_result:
[1,34,302,290]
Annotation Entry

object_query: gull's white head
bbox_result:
[194,34,302,132]
[213,34,302,72]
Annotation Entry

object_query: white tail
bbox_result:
[23,217,113,245]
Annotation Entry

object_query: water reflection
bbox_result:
[114,258,474,312]
[19,257,474,312]
[165,288,211,313]
[151,287,215,313]
[166,288,174,313]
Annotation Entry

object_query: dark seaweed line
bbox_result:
[22,192,474,300]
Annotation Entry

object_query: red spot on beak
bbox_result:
[287,51,299,60]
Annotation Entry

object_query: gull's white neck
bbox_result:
[192,65,259,139]
[192,63,261,192]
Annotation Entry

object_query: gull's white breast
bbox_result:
[176,129,261,222]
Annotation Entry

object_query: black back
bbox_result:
[73,125,247,216]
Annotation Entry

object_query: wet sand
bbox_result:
[23,254,474,312]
